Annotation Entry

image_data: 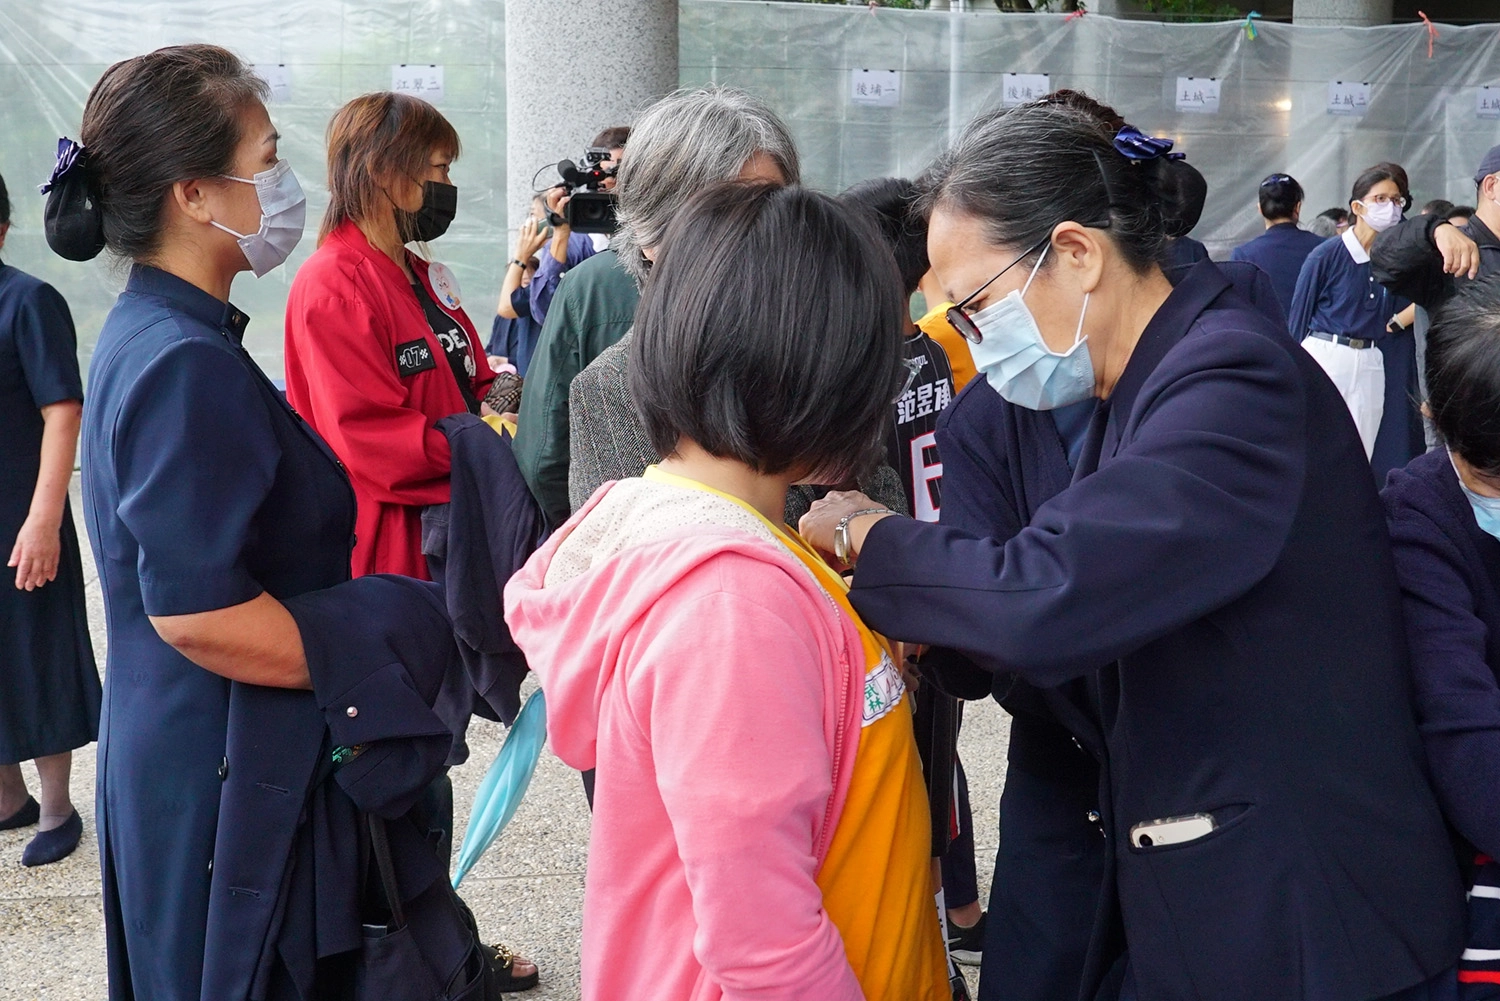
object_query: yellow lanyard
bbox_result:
[640,466,893,661]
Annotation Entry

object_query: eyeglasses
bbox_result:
[892,355,923,403]
[1260,173,1294,187]
[945,235,1051,345]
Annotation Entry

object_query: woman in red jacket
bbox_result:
[285,92,494,580]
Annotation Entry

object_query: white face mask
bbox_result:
[967,244,1096,411]
[210,159,307,277]
[1358,198,1403,233]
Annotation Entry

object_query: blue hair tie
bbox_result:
[1113,125,1186,164]
[39,137,88,195]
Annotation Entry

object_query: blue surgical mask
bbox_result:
[967,245,1095,411]
[1450,450,1500,540]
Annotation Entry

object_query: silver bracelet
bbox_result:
[834,508,893,566]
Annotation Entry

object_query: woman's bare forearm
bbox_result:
[150,592,311,689]
[31,401,81,528]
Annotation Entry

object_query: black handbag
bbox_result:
[354,815,491,1001]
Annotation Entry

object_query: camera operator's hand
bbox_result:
[543,186,570,222]
[543,186,573,264]
[514,217,548,262]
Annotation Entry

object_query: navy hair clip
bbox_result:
[1112,125,1186,164]
[39,137,88,194]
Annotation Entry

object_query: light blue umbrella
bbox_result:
[452,688,548,889]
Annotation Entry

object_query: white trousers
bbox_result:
[1302,336,1385,459]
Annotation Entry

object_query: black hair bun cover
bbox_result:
[40,139,106,262]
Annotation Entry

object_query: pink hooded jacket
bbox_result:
[504,480,868,1001]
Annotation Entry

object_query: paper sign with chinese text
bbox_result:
[392,64,445,103]
[1002,73,1051,108]
[1480,86,1500,120]
[1175,77,1220,115]
[850,69,901,108]
[252,64,292,103]
[1326,80,1370,116]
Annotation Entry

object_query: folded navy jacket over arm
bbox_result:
[283,574,458,819]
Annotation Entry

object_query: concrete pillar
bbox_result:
[1292,0,1393,26]
[504,0,679,236]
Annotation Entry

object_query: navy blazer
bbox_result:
[1230,222,1328,317]
[422,413,547,730]
[851,261,1464,1001]
[1384,449,1500,863]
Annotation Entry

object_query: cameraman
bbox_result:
[529,126,629,327]
[514,89,798,528]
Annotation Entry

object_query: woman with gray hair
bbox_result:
[513,85,800,529]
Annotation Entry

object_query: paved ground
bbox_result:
[0,485,1011,1000]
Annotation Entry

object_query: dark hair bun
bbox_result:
[44,162,107,262]
[1150,158,1208,239]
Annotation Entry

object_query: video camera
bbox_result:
[551,147,618,234]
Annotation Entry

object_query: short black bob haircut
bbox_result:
[1259,173,1303,222]
[1426,276,1500,477]
[629,182,906,481]
[838,177,929,296]
[0,171,9,226]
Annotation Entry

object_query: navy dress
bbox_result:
[81,266,358,1001]
[0,262,98,764]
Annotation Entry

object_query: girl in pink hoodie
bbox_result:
[505,182,949,1001]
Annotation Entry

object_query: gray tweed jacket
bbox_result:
[566,330,907,529]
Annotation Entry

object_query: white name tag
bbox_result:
[862,651,904,726]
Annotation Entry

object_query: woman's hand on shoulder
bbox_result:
[8,514,61,591]
[799,490,893,566]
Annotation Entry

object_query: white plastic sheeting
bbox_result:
[0,1,507,373]
[683,2,1500,252]
[2,1,1498,374]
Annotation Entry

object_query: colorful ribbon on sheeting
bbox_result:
[1243,11,1261,40]
[1065,8,1087,22]
[1418,11,1436,58]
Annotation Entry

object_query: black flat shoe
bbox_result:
[0,796,39,831]
[21,810,82,867]
[484,942,539,994]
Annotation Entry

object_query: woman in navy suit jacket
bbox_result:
[1383,277,1500,995]
[803,102,1464,1001]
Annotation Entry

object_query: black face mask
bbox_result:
[403,180,457,242]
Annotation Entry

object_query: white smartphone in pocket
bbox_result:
[1130,813,1216,848]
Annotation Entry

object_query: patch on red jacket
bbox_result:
[395,338,437,377]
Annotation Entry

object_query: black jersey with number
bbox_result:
[885,331,956,522]
[411,281,480,414]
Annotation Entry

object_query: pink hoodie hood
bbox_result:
[504,480,867,1001]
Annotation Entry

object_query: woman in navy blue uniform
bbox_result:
[0,172,100,867]
[804,103,1465,1001]
[1383,277,1500,995]
[53,46,467,1001]
[1289,163,1420,483]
